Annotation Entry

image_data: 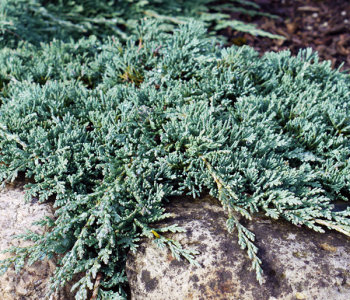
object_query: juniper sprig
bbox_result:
[0,0,283,47]
[0,21,349,299]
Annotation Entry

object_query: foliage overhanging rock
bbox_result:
[0,21,349,299]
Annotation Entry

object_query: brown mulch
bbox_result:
[224,0,350,72]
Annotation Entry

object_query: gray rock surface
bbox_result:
[126,195,350,300]
[0,180,75,300]
[2,181,350,300]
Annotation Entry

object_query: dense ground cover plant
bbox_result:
[0,0,282,46]
[0,21,350,299]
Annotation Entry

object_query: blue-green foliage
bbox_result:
[0,22,349,299]
[0,0,282,47]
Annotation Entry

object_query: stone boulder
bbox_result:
[126,195,350,300]
[0,180,76,300]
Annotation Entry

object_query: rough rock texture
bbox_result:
[0,180,76,300]
[126,195,350,300]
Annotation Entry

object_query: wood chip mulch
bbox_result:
[223,0,350,72]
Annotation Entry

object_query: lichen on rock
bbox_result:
[126,195,350,300]
[0,180,76,300]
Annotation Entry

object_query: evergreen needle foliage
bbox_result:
[0,0,283,47]
[0,21,349,299]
